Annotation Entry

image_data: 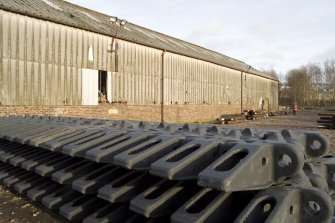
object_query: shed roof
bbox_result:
[0,0,277,81]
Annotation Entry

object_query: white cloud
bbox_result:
[312,47,335,63]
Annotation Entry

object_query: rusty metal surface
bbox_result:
[0,116,333,222]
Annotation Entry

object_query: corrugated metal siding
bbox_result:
[162,53,242,105]
[117,39,277,107]
[0,10,114,105]
[114,40,161,105]
[1,10,278,110]
[0,10,2,104]
[116,40,245,106]
[270,81,279,111]
[243,74,278,111]
[0,0,277,81]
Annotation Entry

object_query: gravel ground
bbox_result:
[0,109,333,222]
[226,109,335,155]
[0,186,65,223]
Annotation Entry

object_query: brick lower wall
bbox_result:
[0,104,256,123]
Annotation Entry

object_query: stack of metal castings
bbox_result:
[318,112,335,129]
[0,115,333,222]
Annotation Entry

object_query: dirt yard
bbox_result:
[227,109,335,155]
[0,187,65,223]
[0,109,333,222]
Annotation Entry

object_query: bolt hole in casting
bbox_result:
[281,182,293,187]
[289,205,294,215]
[305,201,321,216]
[261,157,268,166]
[278,154,292,168]
[263,203,271,213]
[215,151,248,171]
[311,140,322,151]
[245,198,276,222]
[322,155,334,158]
[166,145,200,162]
[186,190,221,214]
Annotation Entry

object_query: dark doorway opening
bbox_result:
[98,70,107,103]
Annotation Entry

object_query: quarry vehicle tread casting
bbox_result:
[0,115,333,222]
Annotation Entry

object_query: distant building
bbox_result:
[0,0,278,122]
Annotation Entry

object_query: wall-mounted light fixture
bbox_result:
[109,16,118,23]
[108,16,127,53]
[120,19,127,27]
[109,16,128,73]
[109,17,127,27]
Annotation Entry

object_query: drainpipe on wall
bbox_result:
[114,40,119,72]
[241,71,243,113]
[161,50,166,122]
[108,37,119,72]
[277,81,280,112]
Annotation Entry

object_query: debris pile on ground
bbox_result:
[218,110,270,125]
[0,115,333,222]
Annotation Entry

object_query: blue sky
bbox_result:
[68,0,335,76]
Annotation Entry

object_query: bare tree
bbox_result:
[324,59,335,106]
[306,63,322,106]
[282,58,335,108]
[261,69,279,80]
[286,66,310,106]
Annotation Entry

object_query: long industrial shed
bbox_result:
[0,0,279,123]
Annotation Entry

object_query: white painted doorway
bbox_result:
[107,72,112,102]
[82,68,98,105]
